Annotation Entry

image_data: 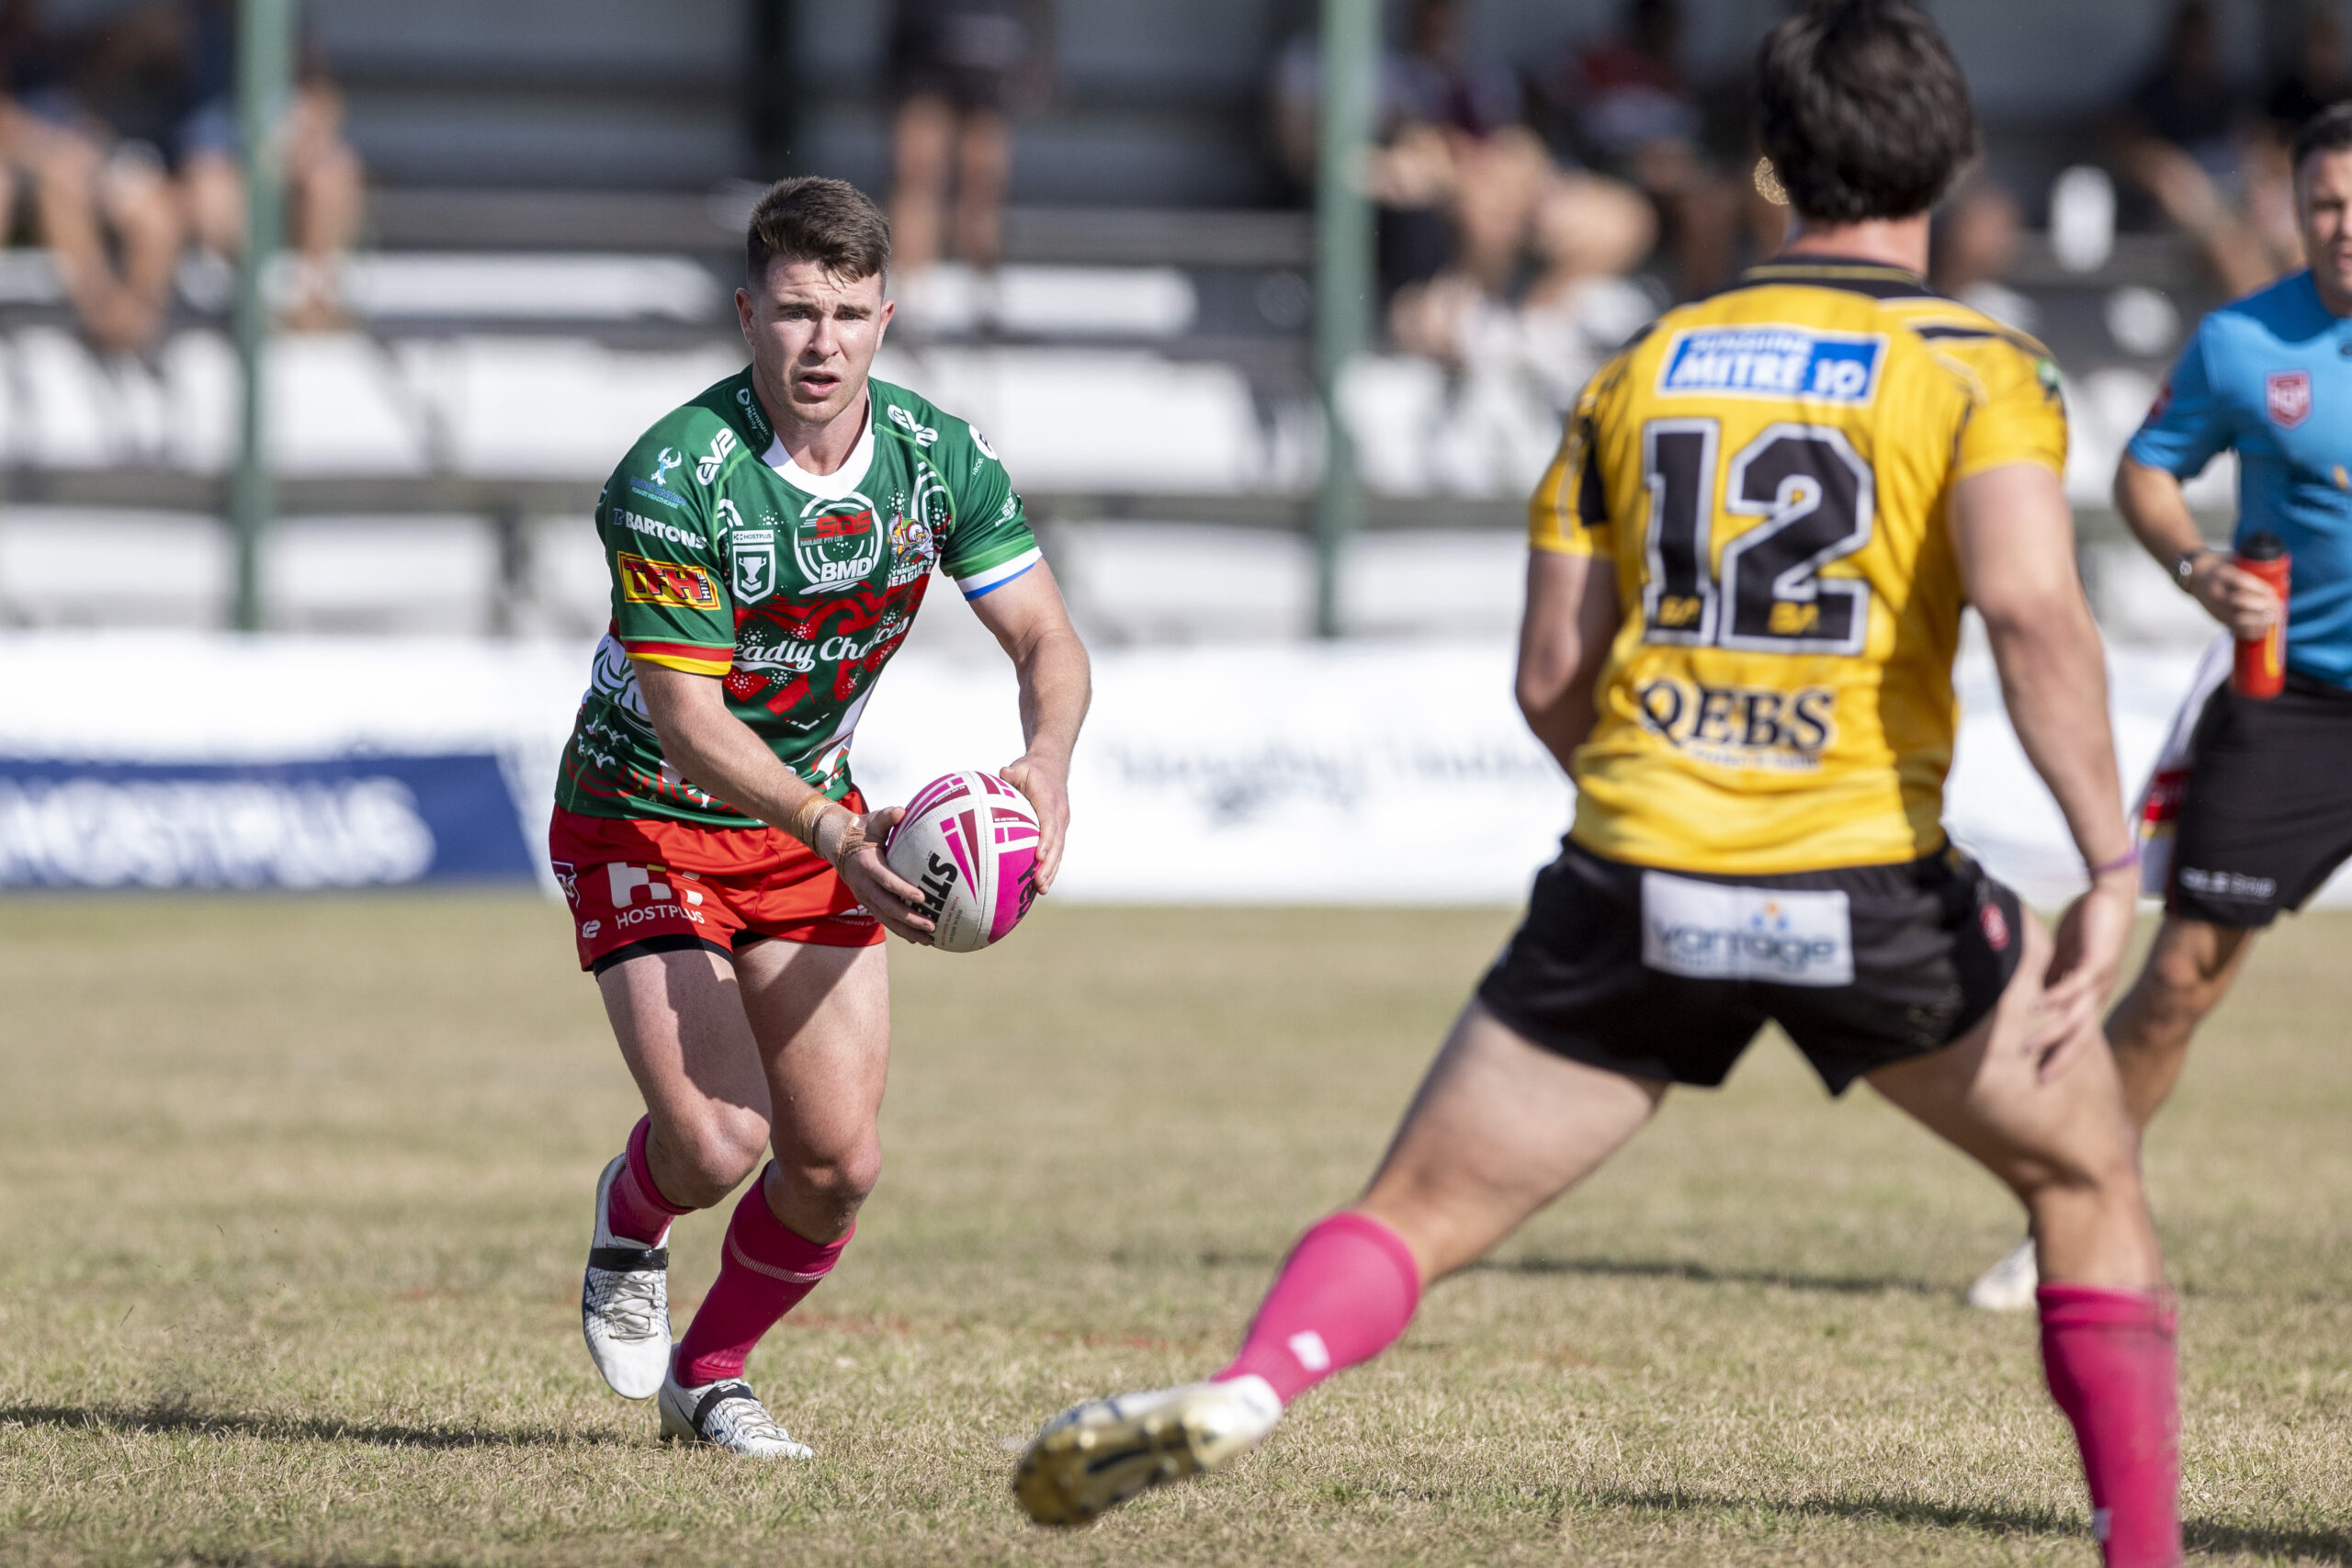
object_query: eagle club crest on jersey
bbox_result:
[2267,369,2312,428]
[1532,257,2069,875]
[557,370,1042,829]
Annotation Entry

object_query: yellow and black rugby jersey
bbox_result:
[1530,256,2067,875]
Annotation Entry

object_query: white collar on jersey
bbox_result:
[761,393,877,500]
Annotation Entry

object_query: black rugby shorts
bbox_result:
[2170,671,2352,928]
[1476,838,2023,1094]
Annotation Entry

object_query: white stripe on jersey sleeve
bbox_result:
[955,547,1043,601]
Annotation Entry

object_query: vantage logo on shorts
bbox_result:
[616,552,720,609]
[1640,873,1854,987]
[1658,326,1885,404]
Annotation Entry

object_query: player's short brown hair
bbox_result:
[745,176,891,288]
[2291,101,2352,181]
[1755,0,1977,225]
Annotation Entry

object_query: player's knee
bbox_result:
[2139,938,2236,1025]
[2018,1138,2143,1214]
[661,1111,772,1208]
[781,1141,883,1216]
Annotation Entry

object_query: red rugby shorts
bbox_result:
[548,801,884,974]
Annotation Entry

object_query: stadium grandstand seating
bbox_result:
[0,0,2269,637]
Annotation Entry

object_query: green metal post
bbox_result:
[1311,0,1377,640]
[230,0,296,632]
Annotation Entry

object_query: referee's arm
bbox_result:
[2113,457,2281,640]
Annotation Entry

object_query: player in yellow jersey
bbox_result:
[1012,4,2177,1562]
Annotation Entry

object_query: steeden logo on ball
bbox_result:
[885,771,1042,953]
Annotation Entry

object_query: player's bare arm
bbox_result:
[1951,460,2136,1072]
[966,560,1091,891]
[1513,547,1623,771]
[2115,457,2279,638]
[632,660,937,943]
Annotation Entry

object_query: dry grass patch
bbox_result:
[0,896,2346,1565]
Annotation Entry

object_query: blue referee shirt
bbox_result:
[2128,269,2352,688]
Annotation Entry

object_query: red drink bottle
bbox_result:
[2232,532,2290,699]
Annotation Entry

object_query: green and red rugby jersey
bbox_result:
[555,370,1041,828]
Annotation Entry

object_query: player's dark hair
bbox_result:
[2290,101,2352,180]
[1754,0,1978,225]
[745,176,891,287]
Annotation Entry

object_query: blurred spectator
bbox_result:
[169,0,364,331]
[1271,0,1654,320]
[1930,174,2036,332]
[0,0,180,351]
[1539,0,1743,297]
[2245,8,2352,276]
[2109,0,2294,296]
[887,0,1047,279]
[2263,6,2349,135]
[70,0,361,334]
[1391,171,1656,406]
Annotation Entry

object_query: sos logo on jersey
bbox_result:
[1634,676,1836,771]
[795,493,886,592]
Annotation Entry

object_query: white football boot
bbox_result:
[1013,1376,1283,1527]
[582,1155,673,1399]
[1965,1236,2041,1312]
[659,1369,815,1458]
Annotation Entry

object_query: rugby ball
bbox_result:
[884,771,1043,953]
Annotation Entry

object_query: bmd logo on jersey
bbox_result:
[1640,873,1855,987]
[1658,326,1886,404]
[795,493,886,592]
[2267,370,2312,429]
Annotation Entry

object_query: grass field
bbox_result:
[2,896,2348,1567]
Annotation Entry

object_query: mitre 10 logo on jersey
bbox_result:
[616,552,720,609]
[796,496,886,590]
[1658,326,1885,405]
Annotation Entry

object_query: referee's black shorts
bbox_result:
[2170,672,2352,928]
[1476,838,2023,1095]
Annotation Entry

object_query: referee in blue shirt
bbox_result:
[1971,103,2352,1310]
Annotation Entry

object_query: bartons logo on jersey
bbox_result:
[795,494,886,591]
[616,552,719,609]
[1658,326,1885,405]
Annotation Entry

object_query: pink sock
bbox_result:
[1216,1211,1421,1404]
[672,1165,850,1386]
[605,1116,695,1246]
[2040,1284,2181,1568]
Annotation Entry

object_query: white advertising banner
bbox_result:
[0,630,2335,908]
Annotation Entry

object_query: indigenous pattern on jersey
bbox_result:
[556,372,1039,827]
[1532,256,2068,874]
[2128,269,2352,688]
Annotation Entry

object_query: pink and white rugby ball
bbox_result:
[885,771,1042,953]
